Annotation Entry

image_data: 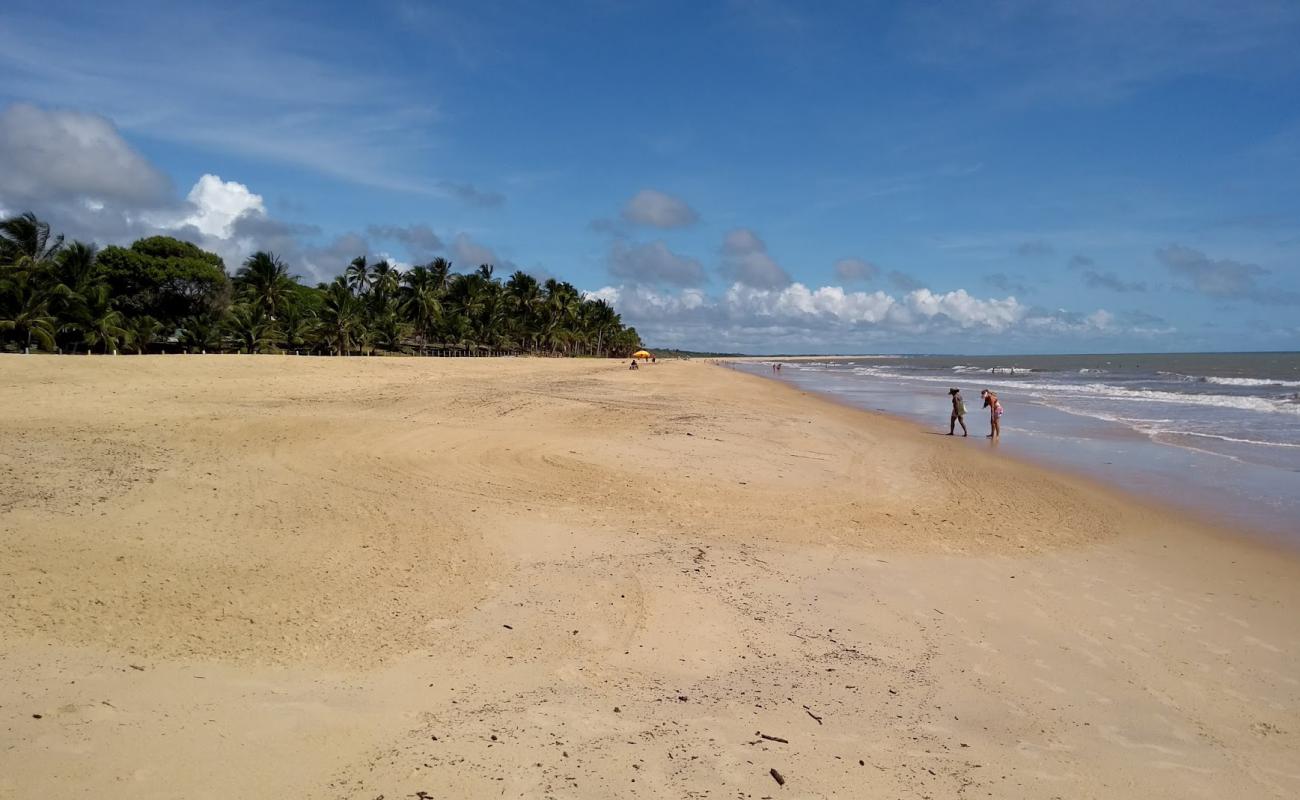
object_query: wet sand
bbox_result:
[1,355,1297,798]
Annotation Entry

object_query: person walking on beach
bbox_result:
[947,388,968,436]
[982,389,1003,439]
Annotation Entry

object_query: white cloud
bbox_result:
[621,189,698,228]
[592,281,1125,350]
[178,175,265,239]
[0,103,171,207]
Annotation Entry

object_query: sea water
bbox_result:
[738,353,1300,544]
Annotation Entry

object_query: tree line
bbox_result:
[0,212,643,357]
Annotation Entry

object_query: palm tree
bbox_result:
[0,212,64,270]
[125,315,162,354]
[538,279,581,354]
[277,302,315,353]
[371,308,412,353]
[427,257,453,294]
[51,241,99,295]
[223,304,279,353]
[371,260,401,304]
[505,271,541,350]
[345,256,371,296]
[581,298,620,356]
[316,278,363,355]
[179,315,223,353]
[235,252,295,318]
[71,284,129,354]
[400,265,442,350]
[0,270,58,351]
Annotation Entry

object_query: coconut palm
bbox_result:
[427,257,453,294]
[0,270,58,351]
[370,259,401,303]
[178,315,222,353]
[125,315,163,354]
[581,298,620,356]
[51,241,100,295]
[71,284,129,354]
[235,252,295,318]
[371,308,412,353]
[400,265,442,349]
[345,256,371,296]
[0,212,64,270]
[277,302,315,353]
[316,278,364,355]
[223,304,279,354]
[504,271,541,349]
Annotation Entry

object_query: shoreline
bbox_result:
[3,356,1298,799]
[725,358,1300,549]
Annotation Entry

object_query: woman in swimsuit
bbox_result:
[982,390,1002,439]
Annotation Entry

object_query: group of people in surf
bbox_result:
[946,387,1003,439]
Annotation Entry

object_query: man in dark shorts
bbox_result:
[948,388,968,436]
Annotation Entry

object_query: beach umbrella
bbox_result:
[632,349,652,360]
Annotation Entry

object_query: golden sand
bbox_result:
[2,356,1296,798]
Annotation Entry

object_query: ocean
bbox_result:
[736,352,1300,543]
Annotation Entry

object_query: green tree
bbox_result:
[234,252,294,319]
[316,278,363,355]
[0,270,59,351]
[97,236,228,329]
[178,315,223,353]
[504,271,541,349]
[223,304,280,354]
[400,265,443,349]
[125,315,163,354]
[345,256,371,295]
[70,284,129,354]
[0,212,64,270]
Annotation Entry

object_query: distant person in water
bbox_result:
[947,388,968,436]
[982,390,1003,438]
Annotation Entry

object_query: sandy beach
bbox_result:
[2,355,1297,799]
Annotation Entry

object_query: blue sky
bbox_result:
[2,0,1299,353]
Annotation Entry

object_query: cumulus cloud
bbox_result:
[1157,244,1298,304]
[176,174,265,238]
[0,103,172,207]
[591,281,1128,351]
[0,103,433,281]
[721,228,791,289]
[621,189,699,228]
[833,257,878,283]
[1082,269,1147,293]
[367,224,445,261]
[608,240,706,286]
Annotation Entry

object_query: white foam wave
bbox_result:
[847,367,1300,415]
[1202,376,1300,388]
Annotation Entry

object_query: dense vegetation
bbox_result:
[0,212,642,357]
